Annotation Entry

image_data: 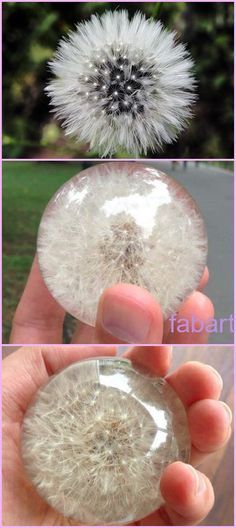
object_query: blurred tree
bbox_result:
[3,2,234,158]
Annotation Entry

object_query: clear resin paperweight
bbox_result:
[21,357,190,525]
[37,162,207,325]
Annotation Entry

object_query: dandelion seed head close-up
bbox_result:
[46,10,196,156]
[21,357,190,525]
[37,162,207,326]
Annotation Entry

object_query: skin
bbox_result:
[10,257,213,345]
[2,346,231,526]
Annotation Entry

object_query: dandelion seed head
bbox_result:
[21,357,190,525]
[45,10,196,156]
[37,162,207,326]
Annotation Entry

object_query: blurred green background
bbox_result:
[3,161,87,342]
[3,160,233,344]
[3,2,234,159]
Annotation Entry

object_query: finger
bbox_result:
[71,321,97,343]
[197,266,209,291]
[124,346,172,376]
[10,256,65,344]
[2,345,116,422]
[73,270,210,345]
[166,291,214,344]
[167,361,223,408]
[188,399,232,455]
[95,284,163,344]
[160,462,214,525]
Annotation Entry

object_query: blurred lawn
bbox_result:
[3,161,85,343]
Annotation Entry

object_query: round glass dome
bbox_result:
[22,356,190,525]
[37,162,207,325]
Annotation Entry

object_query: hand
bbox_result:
[10,257,214,345]
[3,346,231,526]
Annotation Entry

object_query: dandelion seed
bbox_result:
[45,10,196,156]
[37,162,207,327]
[21,357,190,525]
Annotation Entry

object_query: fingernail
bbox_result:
[196,472,207,494]
[220,401,232,425]
[188,465,206,494]
[207,365,223,389]
[101,296,152,343]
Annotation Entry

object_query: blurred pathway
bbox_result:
[149,161,233,344]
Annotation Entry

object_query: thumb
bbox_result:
[95,283,163,344]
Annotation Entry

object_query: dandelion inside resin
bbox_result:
[21,357,190,525]
[46,10,196,156]
[37,162,207,325]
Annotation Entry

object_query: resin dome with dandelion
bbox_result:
[37,162,207,326]
[46,10,196,156]
[21,357,190,525]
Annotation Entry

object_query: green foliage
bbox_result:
[3,2,233,158]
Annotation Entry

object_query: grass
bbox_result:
[203,161,234,171]
[3,161,85,343]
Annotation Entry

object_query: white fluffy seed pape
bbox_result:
[21,357,190,525]
[45,10,196,156]
[37,162,207,326]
